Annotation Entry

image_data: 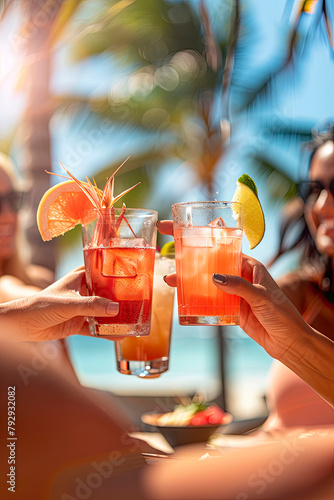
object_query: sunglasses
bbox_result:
[298,179,334,204]
[0,191,23,213]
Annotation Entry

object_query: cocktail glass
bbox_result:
[172,201,243,326]
[81,207,158,337]
[115,252,175,377]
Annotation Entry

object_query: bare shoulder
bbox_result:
[277,269,312,292]
[277,269,317,311]
[26,264,54,289]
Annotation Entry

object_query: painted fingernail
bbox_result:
[156,220,160,228]
[213,273,227,284]
[163,275,168,283]
[106,302,119,315]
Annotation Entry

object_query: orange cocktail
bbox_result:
[172,201,243,326]
[115,253,175,377]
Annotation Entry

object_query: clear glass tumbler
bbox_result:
[115,253,175,377]
[172,201,243,326]
[81,207,158,337]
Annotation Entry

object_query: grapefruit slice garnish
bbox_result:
[37,159,141,242]
[37,180,97,241]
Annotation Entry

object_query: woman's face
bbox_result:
[304,140,334,257]
[0,169,18,260]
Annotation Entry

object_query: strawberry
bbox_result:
[190,404,227,426]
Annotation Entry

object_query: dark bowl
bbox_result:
[141,411,233,448]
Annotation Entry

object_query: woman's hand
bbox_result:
[158,219,334,406]
[213,255,334,406]
[0,269,119,342]
[158,219,311,360]
[212,254,313,360]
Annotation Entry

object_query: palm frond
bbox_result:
[47,0,87,47]
[234,0,327,112]
[67,0,204,63]
[221,0,239,119]
[0,0,13,22]
[251,152,298,202]
[200,0,223,72]
[322,0,333,50]
[263,120,314,142]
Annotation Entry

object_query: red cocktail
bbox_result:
[82,208,157,336]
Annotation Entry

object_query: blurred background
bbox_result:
[1,0,333,421]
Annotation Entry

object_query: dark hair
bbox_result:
[307,126,334,171]
[269,127,334,299]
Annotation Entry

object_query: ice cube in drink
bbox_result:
[174,225,242,325]
[84,241,155,336]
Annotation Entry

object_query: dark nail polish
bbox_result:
[213,273,227,284]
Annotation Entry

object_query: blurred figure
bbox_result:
[2,333,332,500]
[0,337,148,500]
[0,152,53,300]
[0,152,78,377]
[264,128,334,430]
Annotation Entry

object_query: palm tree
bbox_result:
[1,0,228,263]
[0,0,72,270]
[2,0,333,265]
[53,0,332,204]
[54,0,227,200]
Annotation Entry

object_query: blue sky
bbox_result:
[1,0,333,275]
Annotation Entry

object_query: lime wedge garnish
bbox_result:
[232,173,265,249]
[160,241,175,257]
